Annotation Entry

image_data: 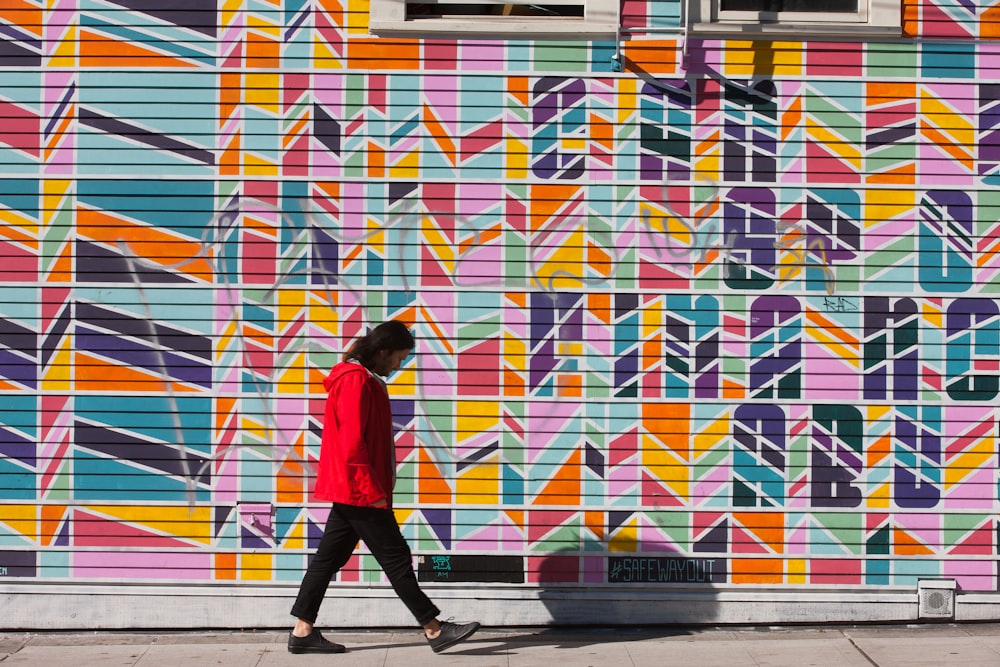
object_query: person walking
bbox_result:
[288,319,480,655]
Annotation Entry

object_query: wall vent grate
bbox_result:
[917,579,956,619]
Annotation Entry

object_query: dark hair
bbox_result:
[344,320,415,367]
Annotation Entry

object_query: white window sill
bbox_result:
[688,21,902,38]
[369,17,618,35]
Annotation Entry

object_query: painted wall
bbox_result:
[1,0,999,626]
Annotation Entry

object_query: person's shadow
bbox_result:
[442,548,721,655]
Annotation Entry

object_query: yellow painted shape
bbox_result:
[248,16,281,36]
[243,154,279,176]
[724,41,802,77]
[456,401,499,440]
[88,505,212,544]
[277,353,307,393]
[867,404,892,421]
[0,209,37,237]
[945,439,994,488]
[281,521,305,549]
[922,300,943,328]
[641,436,688,495]
[608,516,638,552]
[456,457,500,505]
[313,39,344,69]
[920,93,974,146]
[788,558,807,584]
[245,73,280,112]
[805,325,861,368]
[221,0,244,22]
[346,0,371,33]
[42,177,70,208]
[505,136,528,179]
[616,78,636,124]
[864,188,914,228]
[366,225,385,251]
[693,152,721,181]
[48,23,78,67]
[642,299,663,336]
[215,320,239,362]
[390,367,418,397]
[278,289,307,314]
[806,120,862,168]
[557,342,583,357]
[421,223,457,271]
[390,150,420,179]
[41,344,72,390]
[0,505,36,542]
[240,553,272,580]
[640,202,692,249]
[534,231,585,291]
[241,418,272,440]
[868,483,890,508]
[504,334,527,372]
[694,416,728,457]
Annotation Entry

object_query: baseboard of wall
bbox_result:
[4,583,999,630]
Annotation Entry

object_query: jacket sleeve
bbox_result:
[332,370,389,506]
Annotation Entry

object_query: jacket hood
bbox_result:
[323,360,370,392]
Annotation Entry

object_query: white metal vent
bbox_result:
[917,579,956,619]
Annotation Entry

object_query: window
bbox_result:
[691,0,901,36]
[369,0,618,35]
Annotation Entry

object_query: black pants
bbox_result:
[290,503,441,626]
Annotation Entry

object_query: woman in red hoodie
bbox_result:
[288,320,479,655]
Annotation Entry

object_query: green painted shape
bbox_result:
[534,42,589,72]
[531,521,581,552]
[866,43,917,77]
[646,511,690,548]
[813,513,862,555]
[942,513,989,549]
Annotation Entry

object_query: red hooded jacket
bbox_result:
[313,360,395,508]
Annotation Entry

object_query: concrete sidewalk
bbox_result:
[2,623,999,666]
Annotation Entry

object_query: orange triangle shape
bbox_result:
[80,30,199,68]
[75,352,201,393]
[418,446,452,504]
[533,448,581,506]
[894,527,934,555]
[41,505,67,546]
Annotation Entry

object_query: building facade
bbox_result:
[1,0,999,628]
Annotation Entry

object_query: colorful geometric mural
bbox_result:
[1,0,999,604]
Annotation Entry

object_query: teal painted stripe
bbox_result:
[76,395,211,451]
[78,179,215,237]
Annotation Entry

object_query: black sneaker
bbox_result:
[426,620,481,653]
[287,629,346,654]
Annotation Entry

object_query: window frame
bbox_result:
[368,0,619,36]
[690,0,902,36]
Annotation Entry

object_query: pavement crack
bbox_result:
[843,632,879,667]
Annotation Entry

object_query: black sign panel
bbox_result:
[417,554,524,583]
[607,557,726,584]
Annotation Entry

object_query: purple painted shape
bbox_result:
[78,107,215,165]
[0,427,35,467]
[423,509,452,550]
[692,519,729,553]
[0,348,37,388]
[76,327,211,387]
